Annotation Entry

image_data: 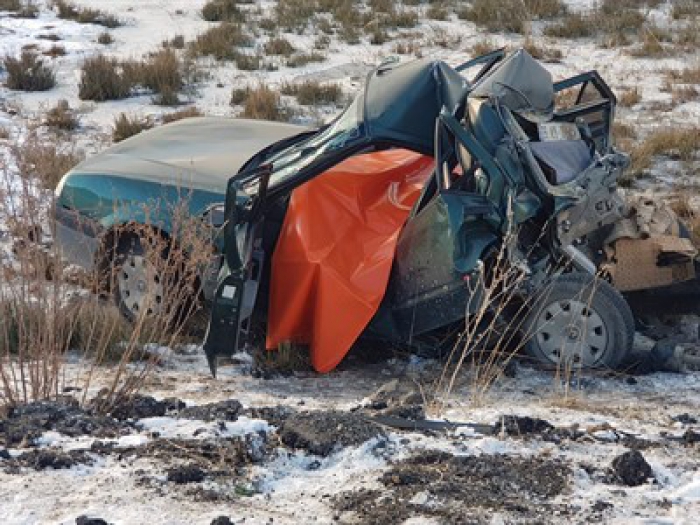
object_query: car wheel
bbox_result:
[112,235,165,321]
[524,273,634,369]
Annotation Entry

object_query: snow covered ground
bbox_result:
[1,0,700,523]
[2,347,700,524]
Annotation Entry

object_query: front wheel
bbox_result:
[523,273,635,370]
[112,235,165,321]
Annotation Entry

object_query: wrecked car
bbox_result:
[54,118,304,319]
[53,49,698,373]
[203,49,699,374]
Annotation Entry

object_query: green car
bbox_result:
[54,116,305,318]
[55,49,700,375]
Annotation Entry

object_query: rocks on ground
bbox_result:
[335,450,571,523]
[280,410,385,456]
[610,449,654,486]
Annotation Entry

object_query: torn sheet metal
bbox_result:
[266,150,434,372]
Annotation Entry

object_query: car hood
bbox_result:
[67,117,307,193]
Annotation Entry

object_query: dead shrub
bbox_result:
[230,87,250,106]
[626,126,700,179]
[670,85,699,105]
[3,51,56,92]
[544,12,596,38]
[12,133,83,189]
[54,0,121,28]
[112,113,154,143]
[164,35,186,49]
[241,84,288,121]
[45,99,79,131]
[253,341,311,375]
[140,49,183,105]
[627,25,672,57]
[0,126,9,139]
[0,168,210,408]
[666,66,700,84]
[201,0,244,22]
[38,33,62,41]
[672,0,700,19]
[162,106,203,124]
[235,52,263,71]
[471,39,498,57]
[2,0,38,18]
[460,0,565,34]
[619,87,642,107]
[43,44,67,58]
[188,23,251,60]
[78,55,132,101]
[97,31,114,45]
[281,80,342,105]
[264,37,296,56]
[521,37,562,63]
[275,0,316,31]
[286,51,326,68]
[427,1,450,21]
[0,0,22,11]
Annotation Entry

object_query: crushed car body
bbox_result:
[203,48,699,375]
[51,49,699,375]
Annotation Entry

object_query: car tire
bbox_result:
[111,234,165,322]
[523,273,634,370]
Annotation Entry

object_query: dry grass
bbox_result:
[140,48,183,105]
[43,44,67,58]
[253,341,311,375]
[162,106,203,124]
[619,87,642,107]
[666,65,700,84]
[0,0,22,11]
[241,84,288,121]
[78,55,132,101]
[236,52,263,71]
[53,0,121,28]
[164,35,186,50]
[521,37,563,63]
[625,126,700,180]
[188,23,251,60]
[97,31,113,45]
[544,12,595,38]
[286,51,326,68]
[281,80,342,106]
[201,0,245,22]
[230,87,250,106]
[672,0,700,19]
[12,132,83,189]
[3,51,56,92]
[1,164,212,409]
[428,228,534,412]
[471,39,498,57]
[264,37,296,56]
[460,0,565,34]
[45,99,79,131]
[627,25,673,57]
[0,0,38,17]
[112,113,154,143]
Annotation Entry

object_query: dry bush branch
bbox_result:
[1,161,213,412]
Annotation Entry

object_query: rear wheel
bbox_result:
[524,273,634,369]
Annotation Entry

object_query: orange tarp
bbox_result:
[266,149,434,372]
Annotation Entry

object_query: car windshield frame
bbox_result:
[242,94,366,193]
